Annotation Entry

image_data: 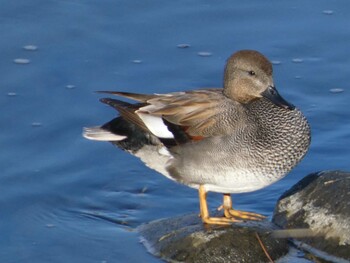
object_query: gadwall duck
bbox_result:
[83,50,311,225]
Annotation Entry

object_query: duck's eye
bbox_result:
[248,70,256,76]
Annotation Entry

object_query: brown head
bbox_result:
[223,50,294,110]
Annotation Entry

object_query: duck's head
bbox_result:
[223,50,294,110]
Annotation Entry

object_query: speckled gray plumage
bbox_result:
[167,98,310,193]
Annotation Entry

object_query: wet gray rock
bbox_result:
[138,213,288,263]
[273,170,350,261]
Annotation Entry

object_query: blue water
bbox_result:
[1,1,350,262]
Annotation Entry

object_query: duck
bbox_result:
[83,50,311,225]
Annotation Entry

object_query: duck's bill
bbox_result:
[261,86,295,110]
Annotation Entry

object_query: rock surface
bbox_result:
[138,213,288,263]
[273,170,350,261]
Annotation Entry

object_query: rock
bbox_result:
[273,170,350,261]
[138,213,288,263]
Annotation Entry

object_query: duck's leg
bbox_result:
[198,185,239,225]
[218,194,266,220]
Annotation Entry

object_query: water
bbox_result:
[1,1,350,262]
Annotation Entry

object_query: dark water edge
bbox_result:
[1,1,350,262]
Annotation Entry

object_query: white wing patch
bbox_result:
[83,126,127,141]
[136,112,174,139]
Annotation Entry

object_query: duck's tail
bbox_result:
[83,126,127,141]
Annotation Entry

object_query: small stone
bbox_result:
[322,10,334,15]
[271,60,282,65]
[31,122,42,127]
[329,88,344,93]
[292,58,303,63]
[177,43,190,49]
[14,58,30,64]
[197,51,212,57]
[65,84,76,89]
[23,45,38,51]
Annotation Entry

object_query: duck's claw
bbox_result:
[223,208,266,221]
[202,215,242,225]
[220,193,266,221]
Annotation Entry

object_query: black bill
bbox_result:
[261,86,295,110]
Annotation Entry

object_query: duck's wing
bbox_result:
[100,89,240,142]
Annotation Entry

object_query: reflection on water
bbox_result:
[1,0,350,262]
